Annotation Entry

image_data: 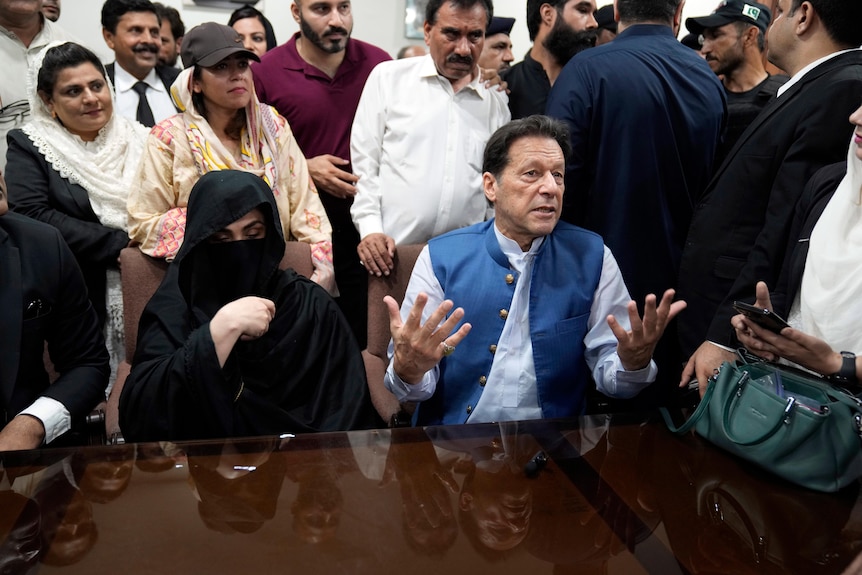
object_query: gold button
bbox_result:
[489,344,497,354]
[505,274,514,285]
[479,376,487,386]
[466,405,473,414]
[499,309,508,319]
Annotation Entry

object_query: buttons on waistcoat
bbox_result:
[466,405,473,415]
[489,344,497,354]
[499,309,508,320]
[505,273,514,285]
[479,375,487,386]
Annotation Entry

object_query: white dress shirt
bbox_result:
[350,55,511,244]
[113,64,176,125]
[0,17,77,171]
[385,225,656,423]
[775,49,858,98]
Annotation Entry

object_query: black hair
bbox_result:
[228,5,278,52]
[616,0,680,25]
[526,0,568,42]
[483,115,572,178]
[101,0,159,34]
[37,42,107,95]
[153,2,185,40]
[789,0,862,48]
[426,0,494,29]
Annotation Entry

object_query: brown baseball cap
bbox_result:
[181,22,260,68]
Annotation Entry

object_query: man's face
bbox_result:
[41,0,60,21]
[293,0,353,54]
[543,0,598,65]
[102,10,161,80]
[158,19,179,67]
[478,32,514,72]
[424,1,488,84]
[766,0,794,71]
[484,135,565,250]
[700,23,746,77]
[0,0,41,23]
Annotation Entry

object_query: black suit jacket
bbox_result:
[5,130,129,326]
[677,50,862,354]
[0,212,108,428]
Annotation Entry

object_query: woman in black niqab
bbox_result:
[119,171,380,442]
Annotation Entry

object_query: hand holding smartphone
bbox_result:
[732,301,790,333]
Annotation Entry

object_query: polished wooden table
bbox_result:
[1,413,860,574]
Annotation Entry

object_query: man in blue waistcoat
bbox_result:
[383,115,685,425]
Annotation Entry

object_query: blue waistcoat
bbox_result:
[417,220,604,425]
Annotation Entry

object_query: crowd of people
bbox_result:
[1,0,861,451]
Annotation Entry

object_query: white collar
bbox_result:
[417,53,483,96]
[494,224,545,265]
[113,64,165,93]
[776,48,858,98]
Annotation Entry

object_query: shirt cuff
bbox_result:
[384,361,435,402]
[18,397,71,445]
[708,341,737,353]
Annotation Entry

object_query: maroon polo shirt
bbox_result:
[253,33,391,169]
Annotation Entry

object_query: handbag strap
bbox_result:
[721,375,796,446]
[660,377,717,435]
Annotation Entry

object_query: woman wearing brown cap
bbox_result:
[127,22,335,293]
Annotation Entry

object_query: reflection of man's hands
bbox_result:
[387,431,458,530]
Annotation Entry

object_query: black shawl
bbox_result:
[119,171,379,442]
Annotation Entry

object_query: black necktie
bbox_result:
[132,81,155,127]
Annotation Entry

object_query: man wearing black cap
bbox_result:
[686,0,787,166]
[479,16,516,72]
[504,0,598,119]
[594,4,616,46]
[679,0,862,393]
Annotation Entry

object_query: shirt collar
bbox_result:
[417,53,483,96]
[113,64,165,93]
[776,48,858,98]
[494,224,545,265]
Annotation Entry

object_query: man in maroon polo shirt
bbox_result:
[253,0,390,347]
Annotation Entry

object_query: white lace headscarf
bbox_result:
[21,41,149,232]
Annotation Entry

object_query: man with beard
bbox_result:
[504,0,598,119]
[153,2,183,68]
[686,0,787,167]
[546,0,724,398]
[253,0,389,348]
[101,0,178,127]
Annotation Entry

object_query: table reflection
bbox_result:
[0,413,860,573]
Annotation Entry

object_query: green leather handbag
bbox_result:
[660,360,862,492]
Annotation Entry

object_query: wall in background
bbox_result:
[62,0,720,66]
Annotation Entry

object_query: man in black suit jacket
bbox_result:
[101,0,179,126]
[0,173,109,451]
[678,0,862,391]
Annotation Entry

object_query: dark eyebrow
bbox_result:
[242,219,265,232]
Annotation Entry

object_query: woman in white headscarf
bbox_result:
[733,102,862,385]
[5,41,149,375]
[127,22,334,293]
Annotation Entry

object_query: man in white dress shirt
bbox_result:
[350,0,510,278]
[0,0,75,171]
[101,0,178,127]
[383,116,685,425]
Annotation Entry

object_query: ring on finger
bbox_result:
[441,342,456,356]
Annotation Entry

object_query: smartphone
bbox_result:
[732,301,790,333]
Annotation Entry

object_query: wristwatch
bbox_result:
[827,351,857,385]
